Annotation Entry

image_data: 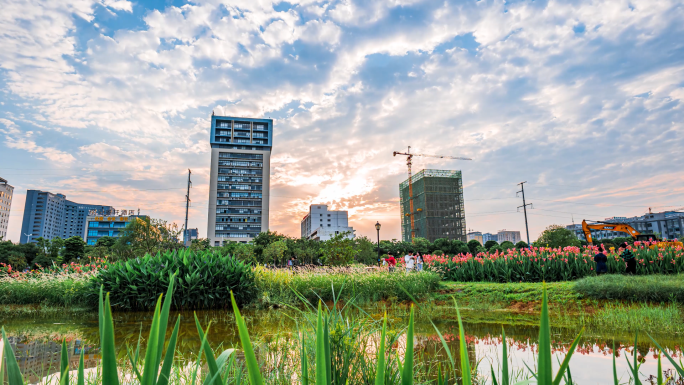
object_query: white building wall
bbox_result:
[0,178,13,240]
[301,204,355,241]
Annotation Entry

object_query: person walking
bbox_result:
[593,245,608,275]
[620,242,637,275]
[416,254,423,272]
[406,253,415,273]
[384,254,396,272]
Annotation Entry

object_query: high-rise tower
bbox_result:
[207,116,272,246]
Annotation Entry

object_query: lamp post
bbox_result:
[375,222,381,266]
[23,233,33,244]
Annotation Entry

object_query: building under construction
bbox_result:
[399,169,466,242]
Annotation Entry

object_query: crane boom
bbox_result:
[393,146,472,241]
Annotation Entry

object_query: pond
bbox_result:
[1,307,682,384]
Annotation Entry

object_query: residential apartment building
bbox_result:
[0,178,13,240]
[301,205,355,241]
[85,214,147,245]
[399,169,466,242]
[482,233,498,243]
[207,115,272,246]
[466,231,483,244]
[20,190,114,243]
[497,230,521,244]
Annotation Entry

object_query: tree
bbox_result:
[500,241,515,250]
[251,231,286,260]
[63,236,86,263]
[262,239,288,266]
[467,239,481,254]
[412,237,430,254]
[96,236,117,249]
[320,232,355,266]
[432,238,451,254]
[484,240,499,250]
[450,240,470,255]
[190,238,211,251]
[353,236,377,265]
[116,217,183,257]
[233,243,257,264]
[535,225,581,248]
[515,241,528,249]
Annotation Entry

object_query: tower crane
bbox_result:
[393,146,472,240]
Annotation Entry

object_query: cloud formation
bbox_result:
[2,0,684,243]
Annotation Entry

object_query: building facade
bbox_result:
[497,230,521,244]
[207,115,272,246]
[482,233,498,243]
[85,214,147,245]
[301,205,355,241]
[0,178,13,240]
[399,169,466,242]
[20,190,114,243]
[466,231,483,244]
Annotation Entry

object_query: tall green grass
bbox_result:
[254,266,440,306]
[1,277,683,384]
[574,274,684,302]
[0,274,92,307]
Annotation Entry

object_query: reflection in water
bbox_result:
[1,308,682,383]
[6,336,100,384]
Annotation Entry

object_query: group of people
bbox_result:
[592,242,637,275]
[380,253,423,273]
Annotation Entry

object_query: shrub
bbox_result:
[90,249,256,310]
[574,274,684,302]
[484,240,499,250]
[254,266,440,306]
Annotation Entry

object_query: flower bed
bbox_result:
[424,242,684,282]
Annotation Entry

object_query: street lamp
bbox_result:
[375,222,381,266]
[23,233,33,243]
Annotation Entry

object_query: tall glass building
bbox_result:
[207,115,272,246]
[399,169,466,242]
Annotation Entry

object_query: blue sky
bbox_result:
[2,0,684,242]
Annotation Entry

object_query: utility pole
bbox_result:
[184,169,192,247]
[517,181,532,246]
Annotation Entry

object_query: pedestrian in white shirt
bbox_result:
[406,253,415,273]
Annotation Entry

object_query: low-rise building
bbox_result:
[497,230,521,244]
[482,233,498,243]
[84,213,148,246]
[467,231,483,244]
[301,204,355,241]
[0,177,13,240]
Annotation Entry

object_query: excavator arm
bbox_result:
[581,220,641,244]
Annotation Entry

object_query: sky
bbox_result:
[1,0,684,244]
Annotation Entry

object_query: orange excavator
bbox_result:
[581,220,683,248]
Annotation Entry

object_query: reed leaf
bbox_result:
[154,272,177,382]
[501,327,509,385]
[315,302,327,385]
[77,349,85,385]
[552,328,584,385]
[613,341,619,385]
[195,312,222,385]
[646,333,684,377]
[301,336,309,385]
[141,295,163,385]
[453,299,472,385]
[100,292,119,385]
[537,285,553,385]
[230,291,264,385]
[375,313,388,385]
[60,338,69,385]
[157,315,181,385]
[2,327,24,385]
[657,352,663,385]
[401,305,414,385]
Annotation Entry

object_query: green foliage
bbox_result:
[535,225,581,248]
[114,217,183,259]
[500,241,515,250]
[467,239,481,254]
[484,240,499,250]
[574,274,684,302]
[189,238,211,251]
[0,240,39,267]
[515,241,528,249]
[432,250,444,256]
[262,239,288,265]
[411,237,430,254]
[320,232,355,266]
[254,267,440,306]
[91,249,255,310]
[0,274,92,306]
[353,236,378,265]
[63,236,86,264]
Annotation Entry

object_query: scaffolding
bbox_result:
[399,169,466,242]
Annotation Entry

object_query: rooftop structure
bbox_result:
[301,204,355,241]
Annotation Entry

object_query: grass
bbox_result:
[253,266,441,307]
[435,281,581,309]
[574,274,684,302]
[0,274,92,307]
[590,302,684,335]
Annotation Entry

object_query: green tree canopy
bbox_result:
[63,236,86,263]
[500,241,515,250]
[535,225,581,248]
[484,240,499,250]
[467,239,481,254]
